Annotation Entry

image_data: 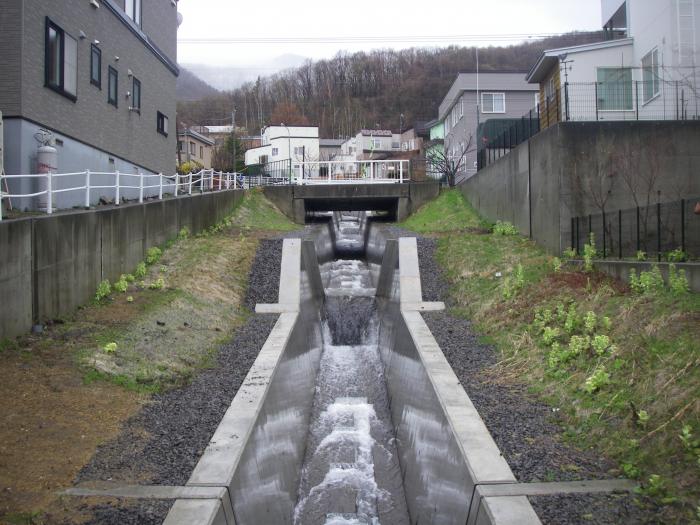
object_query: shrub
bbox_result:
[552,257,563,273]
[103,342,117,354]
[95,280,112,301]
[502,264,525,299]
[563,247,577,259]
[178,227,190,240]
[592,334,612,355]
[568,334,590,356]
[584,311,597,334]
[542,326,560,346]
[149,277,165,290]
[564,304,579,334]
[145,247,162,265]
[492,221,518,236]
[113,276,129,293]
[583,233,597,272]
[124,273,135,283]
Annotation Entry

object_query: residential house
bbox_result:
[439,73,539,178]
[424,119,445,180]
[0,0,180,208]
[340,129,401,161]
[399,128,424,154]
[244,125,320,166]
[177,129,216,170]
[527,0,700,127]
[193,125,248,147]
[319,138,345,161]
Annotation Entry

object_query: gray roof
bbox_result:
[438,73,538,120]
[320,139,345,147]
[177,128,216,146]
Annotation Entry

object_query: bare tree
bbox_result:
[426,136,474,187]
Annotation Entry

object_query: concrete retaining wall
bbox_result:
[0,190,244,339]
[461,121,700,255]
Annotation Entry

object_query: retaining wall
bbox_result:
[0,190,245,339]
[461,121,700,255]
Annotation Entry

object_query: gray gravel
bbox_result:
[65,235,289,524]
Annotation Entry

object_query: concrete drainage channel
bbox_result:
[159,212,540,525]
[67,212,635,523]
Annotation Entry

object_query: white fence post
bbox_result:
[399,161,404,183]
[189,172,193,195]
[85,169,91,208]
[47,171,53,214]
[159,173,163,200]
[115,170,120,205]
[139,172,144,203]
[174,174,179,197]
[210,170,214,191]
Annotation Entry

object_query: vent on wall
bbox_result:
[90,0,100,8]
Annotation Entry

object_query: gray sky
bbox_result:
[177,0,603,67]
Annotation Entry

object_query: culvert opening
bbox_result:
[294,214,410,524]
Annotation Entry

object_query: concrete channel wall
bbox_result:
[164,218,541,525]
[460,121,700,255]
[0,190,244,339]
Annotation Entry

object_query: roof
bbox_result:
[438,73,538,120]
[360,129,393,137]
[177,129,216,146]
[320,139,345,147]
[526,37,634,83]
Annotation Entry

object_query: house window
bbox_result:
[200,146,204,158]
[372,138,381,148]
[108,67,118,107]
[157,112,169,136]
[125,0,142,27]
[90,44,101,89]
[642,49,660,103]
[482,93,505,113]
[294,146,304,155]
[131,77,141,112]
[535,92,540,111]
[597,67,633,110]
[45,18,78,100]
[272,147,279,156]
[190,142,196,155]
[178,141,183,152]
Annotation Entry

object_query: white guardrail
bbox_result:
[291,159,409,184]
[0,169,244,221]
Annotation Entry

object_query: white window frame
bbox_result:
[371,138,381,149]
[271,147,279,156]
[481,92,506,114]
[125,0,142,27]
[596,67,634,112]
[641,48,660,104]
[459,96,464,117]
[293,146,304,155]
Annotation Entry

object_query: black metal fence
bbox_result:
[564,80,699,122]
[570,198,700,261]
[477,108,541,170]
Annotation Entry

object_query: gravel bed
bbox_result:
[70,235,289,524]
[392,226,658,523]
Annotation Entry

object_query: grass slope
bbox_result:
[402,190,700,522]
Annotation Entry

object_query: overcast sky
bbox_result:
[177,0,603,67]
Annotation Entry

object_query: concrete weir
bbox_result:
[163,215,541,525]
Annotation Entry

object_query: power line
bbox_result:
[178,33,568,45]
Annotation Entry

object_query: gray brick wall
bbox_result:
[0,0,23,116]
[14,0,177,174]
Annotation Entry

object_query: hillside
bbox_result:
[177,67,220,102]
[177,31,604,137]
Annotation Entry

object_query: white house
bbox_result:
[340,130,401,161]
[527,0,700,125]
[244,125,320,166]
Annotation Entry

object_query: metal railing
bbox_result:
[570,197,700,261]
[564,80,699,122]
[290,159,410,184]
[477,108,541,170]
[0,169,242,221]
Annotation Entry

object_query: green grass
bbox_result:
[232,188,298,231]
[400,189,485,233]
[402,189,700,522]
[2,511,43,525]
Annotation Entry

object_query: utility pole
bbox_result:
[231,108,237,173]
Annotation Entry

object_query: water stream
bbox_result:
[293,217,409,525]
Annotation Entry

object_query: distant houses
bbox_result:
[177,129,216,170]
[244,125,320,166]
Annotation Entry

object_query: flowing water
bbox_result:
[293,217,409,525]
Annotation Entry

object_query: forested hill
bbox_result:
[177,31,604,138]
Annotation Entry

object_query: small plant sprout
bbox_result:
[103,342,117,354]
[113,275,129,293]
[492,221,518,235]
[636,250,647,261]
[622,462,640,479]
[126,296,134,303]
[666,247,687,263]
[564,304,578,334]
[668,264,690,295]
[592,334,612,355]
[178,226,190,240]
[552,257,563,272]
[584,311,597,333]
[583,233,597,272]
[149,277,165,290]
[542,326,560,346]
[584,366,610,393]
[568,334,590,356]
[636,410,650,427]
[134,261,147,278]
[601,316,612,331]
[125,273,135,283]
[95,280,112,301]
[563,247,577,259]
[159,265,167,273]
